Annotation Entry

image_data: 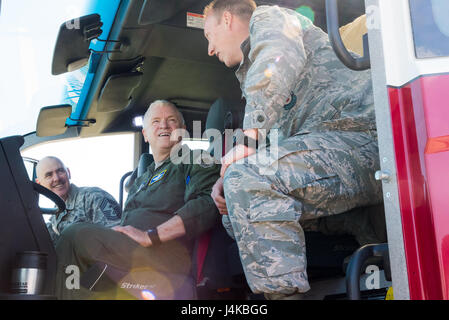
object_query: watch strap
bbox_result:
[147,228,161,246]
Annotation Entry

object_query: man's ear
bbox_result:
[222,10,233,29]
[66,168,71,180]
[142,128,148,143]
[35,178,41,184]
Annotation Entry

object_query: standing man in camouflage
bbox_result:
[205,0,382,299]
[54,101,220,299]
[36,156,121,244]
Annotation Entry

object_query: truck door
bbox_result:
[367,0,449,299]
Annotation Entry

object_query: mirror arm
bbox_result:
[66,117,96,128]
[89,48,122,54]
[89,39,123,54]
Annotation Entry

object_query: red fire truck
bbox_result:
[0,0,448,300]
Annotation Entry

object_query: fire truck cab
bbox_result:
[0,0,448,300]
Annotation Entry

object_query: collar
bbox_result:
[64,183,79,211]
[240,37,251,60]
[167,143,193,165]
[235,36,251,85]
[150,154,170,171]
[145,143,192,174]
[154,158,168,170]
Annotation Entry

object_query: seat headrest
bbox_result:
[205,98,245,133]
[138,153,154,177]
[205,98,245,161]
[124,153,154,193]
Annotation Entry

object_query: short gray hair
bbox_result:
[143,100,185,128]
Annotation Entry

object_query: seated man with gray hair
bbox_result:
[36,156,122,244]
[54,100,220,299]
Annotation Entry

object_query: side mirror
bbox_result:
[36,105,72,137]
[51,14,103,75]
[98,72,143,113]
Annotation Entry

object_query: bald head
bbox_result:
[36,156,64,177]
[36,156,71,201]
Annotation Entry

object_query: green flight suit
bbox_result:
[54,147,220,299]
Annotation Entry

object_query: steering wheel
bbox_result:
[32,182,66,215]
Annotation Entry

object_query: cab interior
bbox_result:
[0,0,391,300]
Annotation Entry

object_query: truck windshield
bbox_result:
[0,0,120,138]
[409,0,449,59]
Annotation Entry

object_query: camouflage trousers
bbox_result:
[222,131,382,295]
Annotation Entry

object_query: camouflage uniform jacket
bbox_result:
[47,184,121,243]
[237,5,377,158]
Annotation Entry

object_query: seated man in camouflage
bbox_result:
[205,0,383,299]
[55,100,220,299]
[36,156,121,244]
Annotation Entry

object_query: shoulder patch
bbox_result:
[283,92,297,110]
[99,198,121,220]
[149,169,167,186]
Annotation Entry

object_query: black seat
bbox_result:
[193,98,251,299]
[122,153,154,195]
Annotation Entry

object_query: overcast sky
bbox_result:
[0,0,89,138]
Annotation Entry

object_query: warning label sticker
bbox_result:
[187,12,205,29]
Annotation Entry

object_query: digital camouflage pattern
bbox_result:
[47,184,121,243]
[223,5,382,295]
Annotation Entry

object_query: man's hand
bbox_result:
[211,177,228,215]
[220,144,256,177]
[113,216,185,247]
[112,225,151,247]
[220,129,259,177]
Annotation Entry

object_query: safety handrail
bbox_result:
[119,170,134,209]
[325,0,370,70]
[32,182,66,215]
[345,243,390,300]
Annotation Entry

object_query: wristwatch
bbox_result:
[146,228,162,246]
